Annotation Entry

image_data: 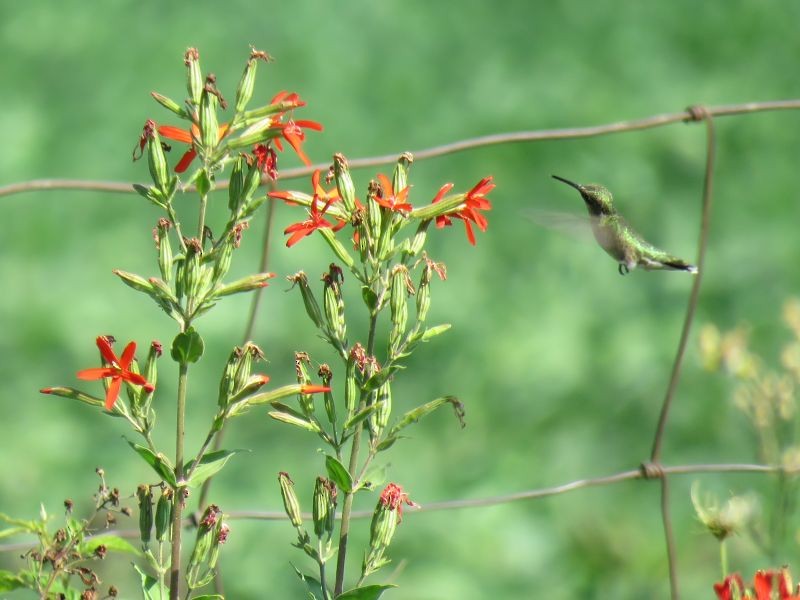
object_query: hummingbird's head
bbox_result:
[552,175,615,216]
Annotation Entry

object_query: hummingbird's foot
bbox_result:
[618,264,630,276]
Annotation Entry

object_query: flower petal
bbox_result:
[119,341,137,369]
[96,336,118,365]
[76,367,116,380]
[158,125,193,144]
[105,377,122,410]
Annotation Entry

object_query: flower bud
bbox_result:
[184,48,203,106]
[153,218,174,282]
[187,505,222,585]
[155,487,173,542]
[182,238,205,301]
[278,472,303,528]
[389,266,410,329]
[406,219,431,258]
[213,272,275,298]
[288,272,325,329]
[151,91,187,118]
[312,477,337,539]
[136,485,153,545]
[333,153,356,212]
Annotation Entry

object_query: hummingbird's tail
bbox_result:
[663,259,698,274]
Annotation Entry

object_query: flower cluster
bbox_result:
[715,567,800,599]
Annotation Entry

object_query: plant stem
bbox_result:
[169,361,189,599]
[334,312,378,596]
[197,191,208,243]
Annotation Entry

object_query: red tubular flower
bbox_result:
[379,483,417,523]
[300,384,331,394]
[375,174,413,214]
[76,336,154,410]
[432,176,494,245]
[158,123,230,173]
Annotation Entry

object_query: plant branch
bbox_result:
[169,361,189,600]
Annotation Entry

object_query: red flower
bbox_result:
[432,176,494,245]
[158,123,230,173]
[379,483,417,522]
[76,336,154,410]
[273,119,323,166]
[375,174,413,214]
[714,568,800,600]
[283,195,345,247]
[253,144,278,180]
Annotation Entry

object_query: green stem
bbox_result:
[166,203,188,252]
[197,190,208,243]
[319,546,331,600]
[334,312,379,596]
[168,361,189,600]
[158,540,167,600]
[719,539,728,578]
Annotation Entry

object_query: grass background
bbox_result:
[1,1,800,597]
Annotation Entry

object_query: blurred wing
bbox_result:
[522,208,595,243]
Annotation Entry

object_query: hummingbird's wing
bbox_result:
[522,208,596,243]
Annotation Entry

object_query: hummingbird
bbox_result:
[551,175,698,276]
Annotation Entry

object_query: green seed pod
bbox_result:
[294,351,314,415]
[184,48,203,106]
[234,343,258,393]
[369,381,392,440]
[333,153,356,212]
[323,270,347,344]
[147,124,169,192]
[213,272,275,298]
[182,238,203,302]
[344,344,363,415]
[416,268,432,323]
[407,220,431,258]
[153,218,174,283]
[228,156,246,214]
[312,477,333,539]
[389,266,409,330]
[155,487,173,542]
[235,51,262,114]
[278,472,303,528]
[289,272,325,329]
[241,160,263,210]
[207,521,229,569]
[212,234,234,285]
[199,85,219,151]
[188,505,220,575]
[136,485,153,545]
[392,152,412,197]
[366,183,382,249]
[174,256,186,302]
[217,347,240,408]
[318,364,335,425]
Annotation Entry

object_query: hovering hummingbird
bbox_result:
[551,175,698,276]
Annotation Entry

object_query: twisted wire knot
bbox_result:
[684,104,711,122]
[640,462,665,480]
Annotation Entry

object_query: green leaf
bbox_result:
[79,534,140,556]
[185,449,247,488]
[336,584,396,599]
[360,463,387,490]
[133,563,161,600]
[0,526,28,539]
[388,396,465,439]
[421,323,451,341]
[292,563,325,600]
[0,570,25,592]
[171,327,204,364]
[196,169,213,196]
[364,365,402,391]
[0,512,41,534]
[342,402,384,431]
[190,596,224,599]
[127,441,177,487]
[361,286,378,312]
[325,454,353,493]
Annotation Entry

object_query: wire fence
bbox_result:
[3,98,800,599]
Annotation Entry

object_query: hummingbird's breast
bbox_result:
[590,216,627,262]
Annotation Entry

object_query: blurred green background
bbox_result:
[2,1,800,598]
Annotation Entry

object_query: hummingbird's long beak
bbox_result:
[551,175,583,192]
